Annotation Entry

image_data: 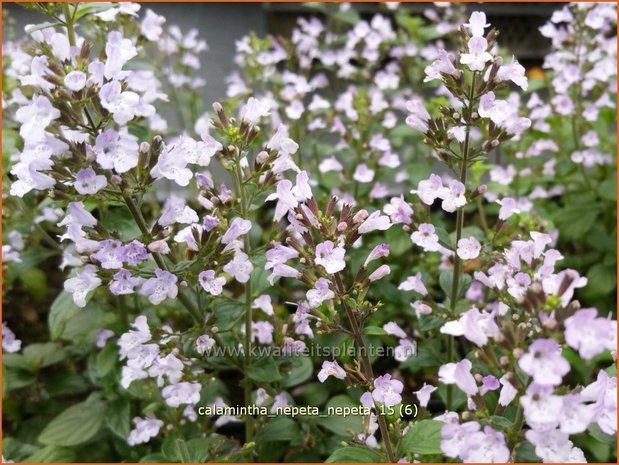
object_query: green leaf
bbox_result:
[385,227,411,256]
[281,356,313,388]
[400,420,443,455]
[38,398,106,446]
[23,343,68,370]
[515,440,539,462]
[24,21,62,34]
[25,446,76,463]
[106,397,131,441]
[597,178,617,202]
[364,326,387,336]
[96,342,118,377]
[48,291,82,341]
[257,417,301,443]
[555,203,601,240]
[588,423,616,447]
[213,301,245,332]
[586,263,617,297]
[326,446,385,463]
[320,395,363,436]
[247,357,282,383]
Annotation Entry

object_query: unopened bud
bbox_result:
[512,348,524,359]
[256,150,269,165]
[110,175,122,185]
[353,209,369,224]
[337,221,348,232]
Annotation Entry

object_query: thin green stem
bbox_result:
[446,72,477,410]
[122,193,203,324]
[341,299,396,463]
[62,4,76,46]
[234,158,254,446]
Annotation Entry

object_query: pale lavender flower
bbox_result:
[306,278,335,309]
[414,383,437,408]
[519,339,570,386]
[438,359,478,396]
[252,295,274,315]
[464,11,489,37]
[383,196,413,225]
[317,360,346,383]
[440,306,499,347]
[162,381,201,408]
[358,211,392,234]
[405,99,431,133]
[119,240,150,265]
[91,239,124,269]
[398,272,428,295]
[252,321,274,344]
[221,218,252,245]
[368,264,391,282]
[141,269,178,305]
[460,37,492,71]
[372,374,403,407]
[2,322,21,353]
[74,167,107,195]
[411,223,441,252]
[94,128,139,174]
[223,251,253,283]
[456,237,481,260]
[109,269,142,295]
[64,70,87,92]
[364,243,390,267]
[64,264,102,307]
[314,241,346,274]
[127,416,164,446]
[196,335,215,355]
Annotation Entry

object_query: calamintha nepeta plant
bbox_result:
[2,2,616,463]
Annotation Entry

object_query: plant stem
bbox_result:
[62,4,76,46]
[446,72,477,410]
[341,300,396,462]
[233,159,254,446]
[122,193,202,324]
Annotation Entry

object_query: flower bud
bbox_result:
[256,150,269,165]
[353,209,368,224]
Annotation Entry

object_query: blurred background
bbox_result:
[3,2,560,102]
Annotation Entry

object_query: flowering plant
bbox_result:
[2,2,616,463]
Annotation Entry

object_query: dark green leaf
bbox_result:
[38,398,106,446]
[400,419,442,455]
[326,446,385,463]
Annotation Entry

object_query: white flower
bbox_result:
[241,97,270,125]
[94,129,139,174]
[127,417,163,446]
[358,211,392,234]
[64,70,87,92]
[306,278,335,309]
[398,272,427,295]
[223,251,253,283]
[196,335,216,355]
[2,322,21,353]
[99,80,140,126]
[64,265,102,307]
[252,295,274,315]
[317,360,346,383]
[314,241,346,274]
[198,270,226,295]
[15,96,60,143]
[162,382,201,408]
[464,11,489,37]
[414,383,437,408]
[456,237,481,260]
[460,37,493,71]
[140,9,166,41]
